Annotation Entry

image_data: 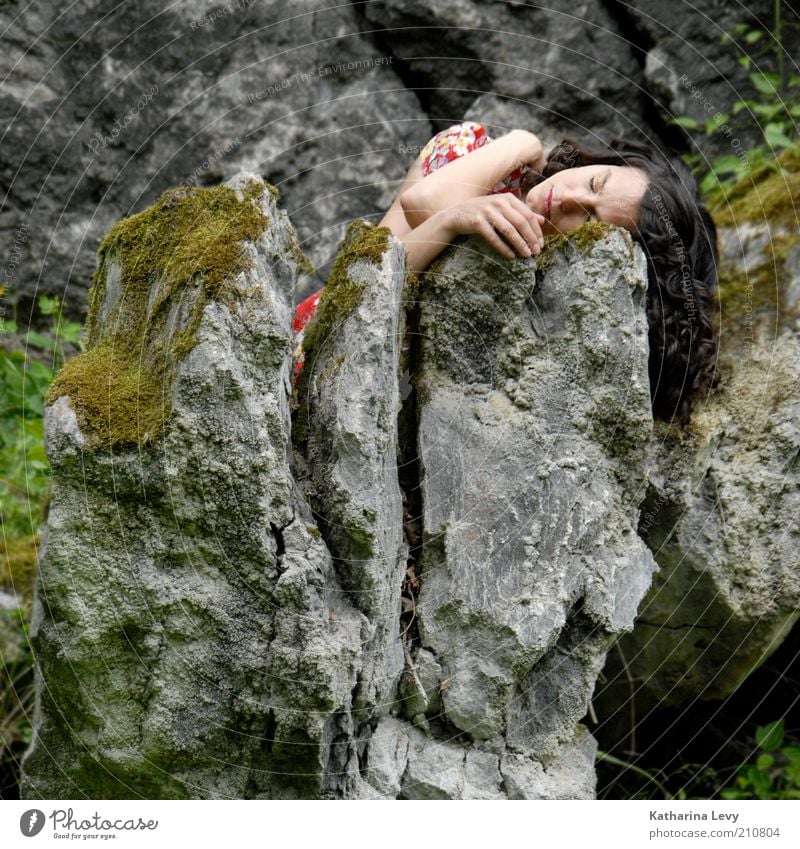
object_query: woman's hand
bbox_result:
[442,194,546,260]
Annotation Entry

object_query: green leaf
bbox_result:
[756,753,775,771]
[700,171,720,195]
[750,71,780,95]
[764,123,794,148]
[712,155,746,174]
[739,55,752,70]
[782,746,800,764]
[22,331,54,351]
[732,99,754,115]
[57,320,84,346]
[36,294,60,316]
[752,102,783,119]
[744,29,765,44]
[756,720,785,751]
[672,115,700,130]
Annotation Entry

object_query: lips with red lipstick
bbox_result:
[543,187,553,220]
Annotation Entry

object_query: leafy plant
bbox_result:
[1,294,82,540]
[675,4,800,200]
[721,720,800,800]
[1,294,81,796]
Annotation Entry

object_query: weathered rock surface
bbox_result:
[0,0,426,318]
[596,162,800,723]
[21,173,662,797]
[404,229,657,780]
[4,0,796,325]
[21,173,368,799]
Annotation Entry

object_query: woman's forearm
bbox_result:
[399,210,457,275]
[400,130,542,228]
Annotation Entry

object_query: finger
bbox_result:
[489,213,533,257]
[494,196,546,244]
[476,220,516,260]
[503,210,544,254]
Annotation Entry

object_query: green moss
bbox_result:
[291,221,391,451]
[536,221,614,271]
[0,534,39,601]
[710,145,800,229]
[717,233,799,335]
[47,179,272,447]
[45,342,170,446]
[303,220,390,362]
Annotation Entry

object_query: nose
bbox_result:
[560,188,589,215]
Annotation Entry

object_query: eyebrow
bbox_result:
[601,168,612,191]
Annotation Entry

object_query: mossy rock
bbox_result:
[291,219,391,452]
[0,534,39,604]
[47,179,276,448]
[712,144,800,341]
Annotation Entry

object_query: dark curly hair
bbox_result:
[526,138,720,427]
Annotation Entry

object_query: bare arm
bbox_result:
[400,194,547,275]
[377,155,426,238]
[400,129,545,229]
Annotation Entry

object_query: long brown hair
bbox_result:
[528,138,719,427]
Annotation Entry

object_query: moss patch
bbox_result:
[300,219,391,361]
[536,221,614,271]
[292,221,391,451]
[711,145,800,229]
[47,179,272,447]
[0,534,39,600]
[713,145,800,339]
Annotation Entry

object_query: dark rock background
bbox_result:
[2,0,798,323]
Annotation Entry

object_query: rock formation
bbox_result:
[596,152,800,727]
[3,0,795,322]
[21,172,660,799]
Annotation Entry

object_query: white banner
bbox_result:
[1,800,798,848]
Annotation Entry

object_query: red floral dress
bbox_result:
[292,121,527,374]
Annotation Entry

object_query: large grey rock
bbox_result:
[4,0,795,328]
[20,173,366,799]
[400,228,656,790]
[22,186,661,797]
[0,0,426,320]
[597,185,800,718]
[361,0,653,141]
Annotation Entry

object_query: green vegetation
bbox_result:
[0,609,32,798]
[677,4,800,199]
[1,292,80,796]
[721,720,800,800]
[599,720,800,800]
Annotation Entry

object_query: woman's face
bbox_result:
[525,164,648,235]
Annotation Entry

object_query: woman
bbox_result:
[295,121,719,426]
